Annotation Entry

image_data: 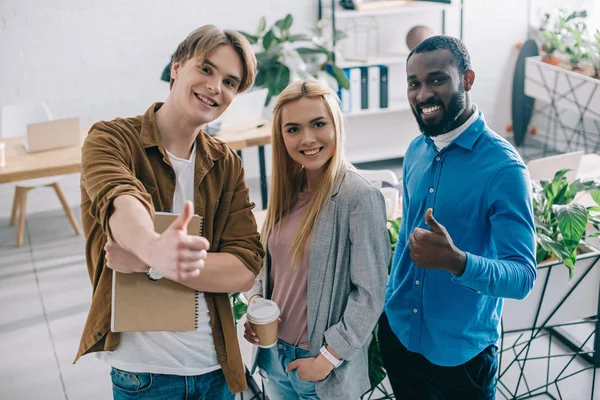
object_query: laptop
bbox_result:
[25,117,81,153]
[218,88,268,132]
[526,151,584,183]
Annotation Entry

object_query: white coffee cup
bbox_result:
[247,298,280,348]
[0,142,5,167]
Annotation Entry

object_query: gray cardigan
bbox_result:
[247,167,391,399]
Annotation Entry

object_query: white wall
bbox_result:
[0,0,583,217]
[0,0,315,217]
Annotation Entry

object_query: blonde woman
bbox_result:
[244,79,390,399]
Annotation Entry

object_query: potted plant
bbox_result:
[539,30,563,65]
[502,169,600,334]
[537,9,587,66]
[564,22,593,75]
[239,14,350,105]
[499,170,600,395]
[533,169,600,278]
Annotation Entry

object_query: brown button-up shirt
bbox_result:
[75,103,264,393]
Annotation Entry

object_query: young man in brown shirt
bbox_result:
[74,25,265,399]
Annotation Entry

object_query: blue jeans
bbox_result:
[110,368,234,400]
[256,339,318,400]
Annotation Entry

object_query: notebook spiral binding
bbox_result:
[194,293,200,329]
[194,215,204,330]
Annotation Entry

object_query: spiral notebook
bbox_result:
[111,212,203,332]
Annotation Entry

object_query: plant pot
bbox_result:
[525,56,600,118]
[502,243,600,332]
[541,54,561,66]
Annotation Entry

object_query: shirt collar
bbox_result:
[424,107,486,152]
[139,102,225,162]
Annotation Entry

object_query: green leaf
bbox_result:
[563,251,576,280]
[232,300,248,321]
[592,190,600,206]
[254,69,266,87]
[366,326,387,391]
[536,233,572,261]
[160,61,171,82]
[296,47,330,55]
[288,34,312,42]
[555,203,588,248]
[275,14,293,31]
[239,31,259,45]
[273,64,291,93]
[257,16,267,34]
[553,168,572,182]
[262,29,280,50]
[325,62,350,90]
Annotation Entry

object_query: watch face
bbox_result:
[147,267,163,281]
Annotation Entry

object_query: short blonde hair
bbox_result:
[262,79,347,269]
[170,25,257,92]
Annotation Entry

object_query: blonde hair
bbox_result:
[170,25,257,92]
[262,79,347,269]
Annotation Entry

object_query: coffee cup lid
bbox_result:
[247,298,280,324]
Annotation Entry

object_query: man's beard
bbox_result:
[412,84,466,137]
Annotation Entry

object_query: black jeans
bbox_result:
[378,313,497,400]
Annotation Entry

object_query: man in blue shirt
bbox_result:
[379,35,536,399]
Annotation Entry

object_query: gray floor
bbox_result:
[1,161,599,399]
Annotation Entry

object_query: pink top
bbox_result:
[268,191,312,350]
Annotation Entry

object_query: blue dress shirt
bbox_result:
[384,111,536,367]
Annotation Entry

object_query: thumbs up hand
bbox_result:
[143,201,210,281]
[408,208,466,276]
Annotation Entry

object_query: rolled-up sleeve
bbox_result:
[324,187,391,360]
[217,150,265,276]
[81,124,154,240]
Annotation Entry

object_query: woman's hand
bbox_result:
[243,315,282,344]
[286,355,334,382]
[243,320,260,344]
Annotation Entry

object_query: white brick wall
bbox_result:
[2,0,587,218]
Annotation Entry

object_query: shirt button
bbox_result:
[95,331,103,338]
[435,156,441,161]
[169,172,175,181]
[429,188,434,193]
[413,309,418,313]
[415,280,420,285]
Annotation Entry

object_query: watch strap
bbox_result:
[320,345,343,368]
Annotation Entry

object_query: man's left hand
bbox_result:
[105,238,148,274]
[286,355,334,382]
[408,208,467,276]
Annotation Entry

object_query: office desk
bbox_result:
[0,123,273,208]
[0,128,88,184]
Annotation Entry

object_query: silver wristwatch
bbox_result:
[147,267,163,281]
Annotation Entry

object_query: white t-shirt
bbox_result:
[431,104,479,151]
[97,142,220,375]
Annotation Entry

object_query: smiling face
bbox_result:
[406,49,468,137]
[170,44,243,126]
[280,97,336,175]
